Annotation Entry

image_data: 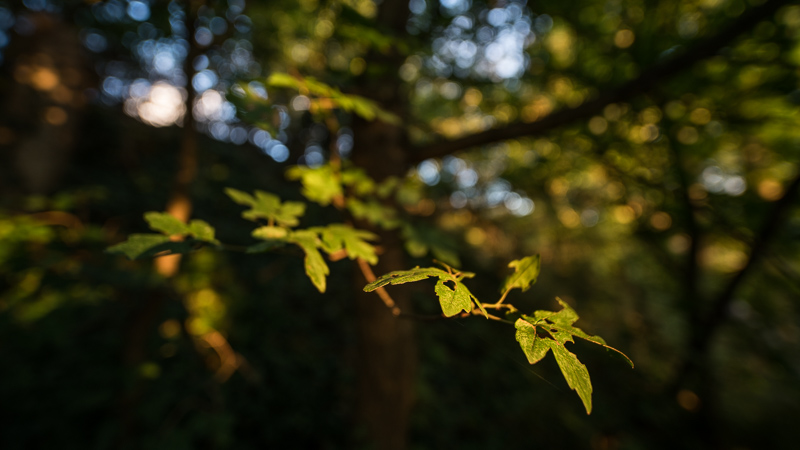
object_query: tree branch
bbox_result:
[357,257,402,316]
[410,0,787,163]
[693,171,800,350]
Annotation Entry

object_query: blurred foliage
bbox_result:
[1,0,799,449]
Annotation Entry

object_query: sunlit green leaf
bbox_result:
[107,234,171,260]
[516,298,633,414]
[252,226,289,240]
[286,166,342,206]
[266,72,400,124]
[547,339,594,414]
[375,176,399,198]
[502,254,541,294]
[225,187,305,226]
[346,198,399,229]
[144,212,188,236]
[289,230,329,293]
[363,267,448,291]
[315,224,378,264]
[187,219,218,244]
[514,319,550,364]
[341,167,376,196]
[364,266,481,317]
[223,187,255,205]
[434,279,473,317]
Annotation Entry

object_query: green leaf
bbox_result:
[224,187,255,205]
[107,234,171,260]
[547,339,594,414]
[515,298,633,414]
[341,167,375,196]
[225,187,305,226]
[286,166,342,206]
[106,234,195,260]
[144,212,188,236]
[347,198,399,229]
[363,267,448,292]
[364,266,482,318]
[434,279,473,317]
[289,230,329,293]
[274,201,306,227]
[514,319,550,364]
[187,219,218,244]
[502,254,541,294]
[315,224,378,264]
[404,239,428,258]
[266,72,301,89]
[532,298,633,367]
[266,72,400,124]
[375,176,399,198]
[252,226,289,240]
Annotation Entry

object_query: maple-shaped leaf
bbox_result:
[289,230,329,293]
[106,234,195,260]
[341,167,376,196]
[547,339,594,414]
[364,266,480,317]
[266,73,400,124]
[186,219,219,244]
[434,279,474,317]
[252,226,289,240]
[314,224,379,265]
[225,188,305,227]
[534,298,633,365]
[515,298,633,415]
[346,198,399,229]
[286,166,343,206]
[144,212,188,236]
[514,319,550,364]
[502,254,541,294]
[363,267,448,291]
[143,212,218,244]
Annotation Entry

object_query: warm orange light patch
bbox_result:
[159,319,182,339]
[614,29,635,48]
[757,178,783,201]
[30,66,60,91]
[612,205,635,224]
[650,212,672,231]
[677,389,700,411]
[558,208,581,228]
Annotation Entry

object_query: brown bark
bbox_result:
[351,108,417,450]
[349,1,418,445]
[155,0,202,277]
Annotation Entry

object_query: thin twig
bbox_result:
[357,257,402,316]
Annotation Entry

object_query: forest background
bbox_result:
[1,0,799,449]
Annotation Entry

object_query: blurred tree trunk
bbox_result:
[1,13,92,195]
[349,1,417,448]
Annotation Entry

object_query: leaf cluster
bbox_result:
[364,254,632,414]
[106,212,219,260]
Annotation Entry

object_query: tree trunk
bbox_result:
[350,0,417,442]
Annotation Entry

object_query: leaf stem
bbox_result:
[357,257,401,316]
[481,290,515,311]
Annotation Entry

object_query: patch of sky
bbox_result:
[417,160,441,186]
[127,1,150,22]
